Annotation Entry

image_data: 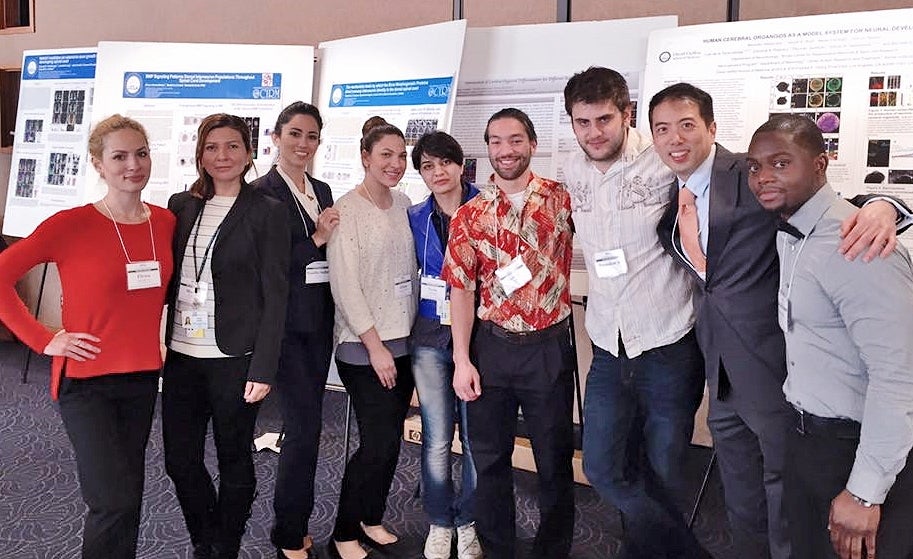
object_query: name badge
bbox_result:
[495,255,532,297]
[394,274,413,298]
[594,249,627,278]
[126,261,162,291]
[439,299,451,326]
[178,279,208,306]
[181,309,208,338]
[305,260,330,284]
[777,289,791,332]
[420,276,447,306]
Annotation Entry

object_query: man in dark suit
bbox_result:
[650,83,904,559]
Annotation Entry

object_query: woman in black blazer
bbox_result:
[162,113,290,559]
[251,102,339,559]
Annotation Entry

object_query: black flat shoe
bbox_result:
[356,529,399,555]
[277,547,319,559]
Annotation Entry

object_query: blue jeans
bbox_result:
[582,332,708,558]
[412,345,477,527]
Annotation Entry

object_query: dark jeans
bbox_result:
[582,332,708,558]
[333,355,414,542]
[271,329,333,550]
[784,409,913,559]
[57,371,159,559]
[468,322,576,559]
[161,351,261,559]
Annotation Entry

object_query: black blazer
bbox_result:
[658,145,910,408]
[251,166,334,334]
[658,146,791,409]
[167,184,290,384]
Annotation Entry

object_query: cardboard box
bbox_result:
[404,414,590,486]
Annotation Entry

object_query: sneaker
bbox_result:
[456,523,483,559]
[424,525,453,559]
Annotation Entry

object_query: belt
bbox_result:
[478,317,570,346]
[792,406,861,438]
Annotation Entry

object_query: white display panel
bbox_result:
[451,16,678,186]
[3,48,97,237]
[90,41,315,208]
[313,20,468,203]
[641,9,913,205]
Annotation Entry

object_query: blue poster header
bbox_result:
[328,77,453,108]
[22,52,96,81]
[122,72,282,100]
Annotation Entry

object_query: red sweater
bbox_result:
[0,204,175,398]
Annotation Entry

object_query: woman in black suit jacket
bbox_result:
[162,113,290,559]
[251,102,339,559]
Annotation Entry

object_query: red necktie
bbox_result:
[677,186,706,273]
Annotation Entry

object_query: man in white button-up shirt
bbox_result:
[562,67,710,558]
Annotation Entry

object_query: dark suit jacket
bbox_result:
[658,146,789,410]
[658,145,910,409]
[167,184,290,384]
[251,166,334,334]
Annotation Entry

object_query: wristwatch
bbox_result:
[849,492,876,508]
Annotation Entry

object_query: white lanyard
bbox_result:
[781,233,810,304]
[101,198,156,263]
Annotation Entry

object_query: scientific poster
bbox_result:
[641,8,913,205]
[313,20,467,203]
[451,17,678,186]
[91,41,315,207]
[3,48,96,237]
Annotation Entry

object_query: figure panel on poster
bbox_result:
[3,49,97,237]
[313,20,467,203]
[91,42,315,208]
[641,8,913,209]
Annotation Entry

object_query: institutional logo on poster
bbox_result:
[25,58,38,77]
[331,86,344,107]
[123,73,143,97]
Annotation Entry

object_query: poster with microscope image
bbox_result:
[90,42,314,208]
[313,20,467,203]
[642,8,913,212]
[3,48,96,237]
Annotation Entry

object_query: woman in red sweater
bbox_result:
[0,115,175,559]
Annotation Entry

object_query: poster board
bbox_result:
[3,48,96,237]
[89,41,315,208]
[450,16,678,186]
[641,8,913,206]
[313,20,468,203]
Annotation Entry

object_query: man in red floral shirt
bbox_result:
[442,108,575,559]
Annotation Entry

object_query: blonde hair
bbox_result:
[88,114,149,160]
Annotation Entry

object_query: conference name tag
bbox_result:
[778,289,791,332]
[305,261,329,284]
[496,255,532,297]
[178,279,208,306]
[126,261,161,291]
[594,249,627,278]
[394,275,413,298]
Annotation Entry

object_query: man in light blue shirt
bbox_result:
[746,114,913,559]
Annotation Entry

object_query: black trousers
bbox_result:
[57,371,159,559]
[333,355,414,542]
[784,409,913,559]
[468,322,576,559]
[161,350,261,559]
[271,328,333,550]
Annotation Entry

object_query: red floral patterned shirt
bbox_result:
[442,173,572,332]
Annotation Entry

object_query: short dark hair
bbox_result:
[360,116,404,153]
[273,101,323,136]
[484,108,537,144]
[412,131,464,170]
[648,83,715,128]
[751,114,825,157]
[563,66,631,116]
[190,113,253,200]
